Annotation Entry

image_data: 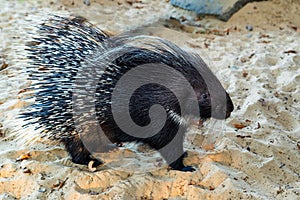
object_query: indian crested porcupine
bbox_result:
[21,15,234,172]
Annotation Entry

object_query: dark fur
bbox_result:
[22,16,234,171]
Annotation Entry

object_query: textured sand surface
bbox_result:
[0,0,299,199]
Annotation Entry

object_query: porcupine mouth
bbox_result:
[211,108,232,120]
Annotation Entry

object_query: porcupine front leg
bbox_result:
[146,123,195,172]
[159,140,195,172]
[62,136,103,168]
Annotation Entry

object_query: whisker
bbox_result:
[200,119,225,151]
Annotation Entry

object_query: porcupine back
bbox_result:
[21,15,109,141]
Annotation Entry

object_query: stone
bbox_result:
[170,0,264,21]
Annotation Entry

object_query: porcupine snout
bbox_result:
[213,92,234,119]
[225,92,234,118]
[198,91,233,120]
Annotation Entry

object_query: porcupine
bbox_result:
[21,15,234,172]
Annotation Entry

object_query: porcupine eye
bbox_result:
[202,93,208,100]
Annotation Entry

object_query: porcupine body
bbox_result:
[22,15,234,171]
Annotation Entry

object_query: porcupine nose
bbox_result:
[211,92,234,119]
[226,111,231,118]
[226,93,234,118]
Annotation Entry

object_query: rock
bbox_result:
[83,0,90,6]
[170,0,264,21]
[38,187,47,193]
[246,25,253,31]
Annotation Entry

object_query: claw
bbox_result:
[88,159,103,172]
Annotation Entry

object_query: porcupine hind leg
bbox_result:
[62,136,103,168]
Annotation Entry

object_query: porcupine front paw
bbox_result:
[169,152,195,172]
[62,137,103,168]
[72,156,103,169]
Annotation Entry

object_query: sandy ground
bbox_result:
[0,0,300,199]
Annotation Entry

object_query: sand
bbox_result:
[0,0,299,199]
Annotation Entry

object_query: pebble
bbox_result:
[246,25,253,31]
[38,187,47,193]
[83,0,91,6]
